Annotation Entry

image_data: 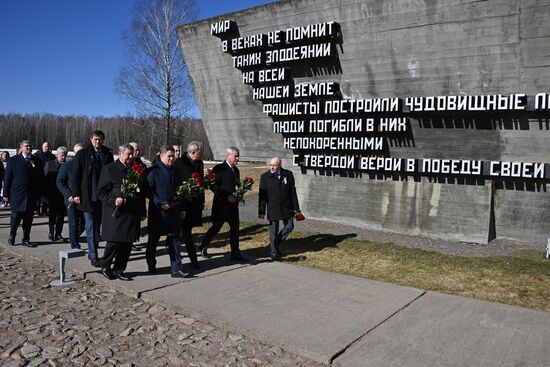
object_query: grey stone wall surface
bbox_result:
[178,0,550,244]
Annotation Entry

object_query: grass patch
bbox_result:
[191,221,550,312]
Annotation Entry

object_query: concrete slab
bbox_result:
[143,261,424,364]
[333,292,550,367]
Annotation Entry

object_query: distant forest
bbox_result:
[0,113,212,160]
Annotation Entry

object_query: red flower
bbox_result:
[244,176,254,185]
[131,161,146,177]
[204,168,217,190]
[192,172,203,187]
[294,210,305,221]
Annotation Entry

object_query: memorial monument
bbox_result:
[177,0,550,244]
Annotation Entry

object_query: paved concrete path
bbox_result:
[1,207,549,366]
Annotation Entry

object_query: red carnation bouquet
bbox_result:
[203,168,217,190]
[233,176,254,204]
[294,210,305,221]
[175,172,204,201]
[112,161,145,218]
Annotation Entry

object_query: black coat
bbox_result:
[259,168,300,221]
[174,154,205,227]
[147,162,185,236]
[70,145,114,212]
[0,162,4,192]
[97,160,146,243]
[44,160,65,206]
[3,154,45,212]
[210,161,239,222]
[35,150,55,166]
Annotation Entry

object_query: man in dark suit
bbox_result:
[71,130,114,266]
[57,143,85,249]
[2,140,45,247]
[146,145,189,278]
[200,146,247,262]
[259,157,300,261]
[174,141,204,269]
[35,141,55,216]
[44,146,68,242]
[97,144,146,281]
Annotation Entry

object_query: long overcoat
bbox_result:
[210,162,239,222]
[174,154,204,227]
[147,162,185,236]
[70,145,114,212]
[3,154,44,212]
[259,168,300,221]
[97,160,146,243]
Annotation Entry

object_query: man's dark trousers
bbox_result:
[201,216,240,256]
[67,205,85,248]
[101,241,132,272]
[10,211,34,241]
[147,234,182,273]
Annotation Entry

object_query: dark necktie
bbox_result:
[230,165,236,176]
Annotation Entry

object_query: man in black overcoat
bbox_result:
[200,146,247,262]
[35,141,55,216]
[71,130,114,266]
[44,146,68,242]
[173,141,204,269]
[97,144,146,280]
[258,157,300,261]
[146,145,189,278]
[2,140,45,247]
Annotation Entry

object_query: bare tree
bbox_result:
[116,0,197,144]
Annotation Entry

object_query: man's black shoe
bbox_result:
[190,262,201,269]
[271,254,282,262]
[54,236,67,242]
[71,244,82,250]
[22,240,36,248]
[201,247,212,259]
[113,271,132,281]
[230,255,248,262]
[148,267,157,275]
[8,237,15,246]
[101,267,116,280]
[48,233,54,241]
[91,259,101,267]
[171,270,189,278]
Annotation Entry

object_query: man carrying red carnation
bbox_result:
[258,157,301,261]
[200,146,247,262]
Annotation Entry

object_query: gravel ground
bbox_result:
[0,247,321,367]
[238,194,541,257]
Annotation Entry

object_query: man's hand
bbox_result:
[115,197,124,207]
[227,195,236,204]
[161,202,171,211]
[73,196,81,204]
[180,211,186,220]
[68,196,74,203]
[258,214,265,219]
[2,197,8,203]
[140,215,147,221]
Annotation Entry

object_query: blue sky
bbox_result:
[0,0,275,118]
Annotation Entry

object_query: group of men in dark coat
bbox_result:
[2,134,303,279]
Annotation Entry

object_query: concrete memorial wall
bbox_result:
[177,0,550,244]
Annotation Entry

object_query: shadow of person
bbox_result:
[241,233,357,260]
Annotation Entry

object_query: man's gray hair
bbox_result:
[19,140,31,147]
[73,143,84,152]
[187,141,203,153]
[160,145,175,155]
[118,144,134,153]
[56,146,68,154]
[270,157,282,166]
[226,146,240,155]
[129,142,139,149]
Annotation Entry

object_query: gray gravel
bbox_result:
[0,247,321,367]
[238,193,541,257]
